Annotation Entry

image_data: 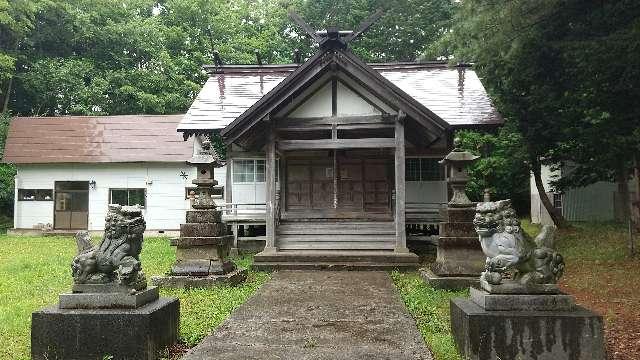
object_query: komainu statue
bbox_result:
[72,204,147,290]
[473,199,565,293]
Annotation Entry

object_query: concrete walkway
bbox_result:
[182,271,432,360]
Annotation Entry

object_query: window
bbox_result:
[110,189,146,207]
[553,193,562,210]
[233,159,277,183]
[406,158,444,181]
[420,158,444,181]
[233,160,256,183]
[18,189,53,201]
[406,159,421,181]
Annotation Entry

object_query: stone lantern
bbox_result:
[152,135,247,287]
[439,138,479,207]
[422,137,484,290]
[188,138,222,210]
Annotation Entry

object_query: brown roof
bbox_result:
[178,61,503,133]
[3,115,193,164]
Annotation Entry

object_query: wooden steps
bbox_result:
[253,250,420,271]
[276,221,396,250]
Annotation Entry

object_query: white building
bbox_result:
[531,164,638,225]
[3,115,225,233]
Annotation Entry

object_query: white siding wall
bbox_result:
[530,166,560,225]
[14,163,227,231]
[406,181,447,204]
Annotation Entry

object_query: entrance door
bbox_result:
[286,159,333,211]
[54,181,89,230]
[285,153,392,217]
[338,158,391,213]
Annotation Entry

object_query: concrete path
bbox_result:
[182,271,432,360]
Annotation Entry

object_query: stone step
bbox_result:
[277,235,396,242]
[277,226,395,235]
[252,261,419,271]
[277,242,396,251]
[254,250,419,264]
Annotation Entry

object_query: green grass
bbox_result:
[392,219,635,360]
[0,235,269,360]
[390,271,468,360]
[521,219,630,262]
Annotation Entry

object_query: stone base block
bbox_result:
[480,278,560,294]
[151,268,248,288]
[186,209,221,223]
[60,287,159,309]
[450,298,604,360]
[32,297,179,360]
[470,287,575,311]
[229,247,240,257]
[170,259,237,276]
[420,268,480,290]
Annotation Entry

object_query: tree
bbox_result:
[0,112,16,216]
[456,123,530,215]
[297,0,454,62]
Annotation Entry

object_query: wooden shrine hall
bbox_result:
[177,14,502,268]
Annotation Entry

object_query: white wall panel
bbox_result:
[13,162,228,231]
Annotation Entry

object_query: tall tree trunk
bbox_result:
[617,164,635,256]
[634,157,640,229]
[2,75,13,113]
[532,159,567,228]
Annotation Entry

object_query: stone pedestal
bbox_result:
[32,297,179,360]
[424,207,485,289]
[450,297,604,360]
[151,208,247,288]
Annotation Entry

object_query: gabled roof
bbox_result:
[177,57,503,140]
[3,115,193,164]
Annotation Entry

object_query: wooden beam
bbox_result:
[394,117,408,253]
[276,114,395,127]
[276,123,395,132]
[278,138,396,150]
[264,121,278,253]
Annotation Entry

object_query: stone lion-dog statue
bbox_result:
[473,199,565,293]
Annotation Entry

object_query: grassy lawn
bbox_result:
[0,235,269,360]
[391,271,467,360]
[525,221,640,360]
[394,220,639,360]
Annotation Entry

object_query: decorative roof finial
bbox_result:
[288,9,385,50]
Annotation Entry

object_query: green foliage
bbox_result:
[0,112,15,216]
[1,0,456,116]
[456,125,530,214]
[439,0,640,197]
[0,235,269,359]
[297,0,454,62]
[390,271,467,360]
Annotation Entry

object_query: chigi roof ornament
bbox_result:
[288,9,384,50]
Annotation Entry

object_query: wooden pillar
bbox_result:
[265,122,278,253]
[394,112,408,253]
[225,159,232,204]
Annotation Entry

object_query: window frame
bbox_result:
[232,158,278,184]
[552,193,563,210]
[17,189,53,201]
[405,156,445,182]
[109,188,146,208]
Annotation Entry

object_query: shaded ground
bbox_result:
[523,222,640,360]
[182,271,432,360]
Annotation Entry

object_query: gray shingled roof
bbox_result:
[177,62,502,132]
